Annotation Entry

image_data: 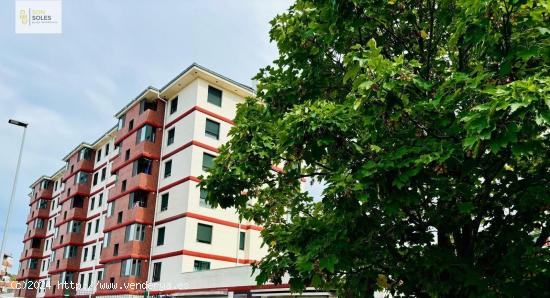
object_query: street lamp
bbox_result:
[0,119,28,274]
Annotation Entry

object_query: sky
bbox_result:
[0,0,294,273]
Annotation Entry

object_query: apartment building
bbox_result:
[15,64,289,298]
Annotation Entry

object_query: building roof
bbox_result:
[160,63,255,94]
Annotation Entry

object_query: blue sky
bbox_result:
[0,0,294,273]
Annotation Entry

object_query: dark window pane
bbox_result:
[207,86,222,106]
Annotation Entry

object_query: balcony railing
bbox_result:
[108,173,157,200]
[26,207,50,223]
[111,141,161,174]
[62,158,94,182]
[115,109,163,145]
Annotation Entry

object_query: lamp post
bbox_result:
[0,119,28,275]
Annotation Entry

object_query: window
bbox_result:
[239,231,245,250]
[152,262,162,282]
[207,86,222,107]
[205,119,220,140]
[160,193,169,212]
[193,260,210,271]
[118,115,125,130]
[83,248,88,262]
[31,238,41,248]
[136,125,156,144]
[96,149,102,162]
[113,243,119,256]
[63,246,78,258]
[38,199,48,209]
[121,180,127,192]
[40,180,52,190]
[128,119,134,131]
[79,274,84,288]
[94,219,100,233]
[139,99,157,114]
[78,148,92,161]
[132,158,153,176]
[170,96,178,114]
[128,190,148,209]
[75,172,89,184]
[97,271,103,281]
[105,143,110,155]
[68,221,81,233]
[98,193,103,206]
[101,168,106,181]
[93,173,98,186]
[125,224,146,242]
[87,222,92,236]
[91,245,96,260]
[157,227,165,246]
[167,128,175,146]
[199,188,211,208]
[196,223,212,244]
[164,160,172,178]
[87,272,93,288]
[202,153,215,170]
[103,232,111,248]
[125,149,130,161]
[107,201,115,217]
[34,218,45,229]
[120,259,142,277]
[28,259,38,270]
[72,196,84,208]
[117,211,123,223]
[90,197,95,210]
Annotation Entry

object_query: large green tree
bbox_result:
[201,0,550,296]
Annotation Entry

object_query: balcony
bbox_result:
[35,187,53,200]
[55,203,86,227]
[50,256,81,273]
[26,207,50,223]
[62,159,94,182]
[111,141,161,174]
[54,230,84,249]
[115,109,163,145]
[17,267,40,280]
[104,203,154,233]
[16,287,37,298]
[26,227,47,239]
[60,183,91,204]
[20,247,43,260]
[109,173,157,200]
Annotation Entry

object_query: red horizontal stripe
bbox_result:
[99,254,149,264]
[155,212,262,231]
[62,169,93,183]
[151,249,255,264]
[166,105,235,129]
[55,212,100,228]
[22,234,47,242]
[150,284,289,296]
[59,190,91,205]
[107,184,157,203]
[110,151,160,174]
[102,219,153,233]
[26,214,49,224]
[114,121,162,145]
[196,106,235,125]
[158,176,200,193]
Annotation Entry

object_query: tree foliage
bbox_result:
[200,0,550,296]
